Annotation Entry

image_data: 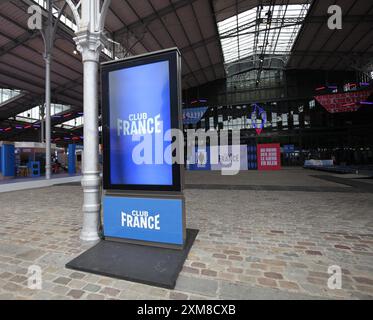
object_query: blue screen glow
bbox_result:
[108,60,173,186]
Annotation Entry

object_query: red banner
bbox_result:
[315,90,372,113]
[257,144,281,171]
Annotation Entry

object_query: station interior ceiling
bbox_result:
[0,0,372,144]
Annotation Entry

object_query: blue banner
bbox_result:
[283,145,295,153]
[103,196,183,245]
[1,144,15,177]
[183,107,208,125]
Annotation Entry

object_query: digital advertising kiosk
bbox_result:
[101,48,186,249]
[67,48,197,289]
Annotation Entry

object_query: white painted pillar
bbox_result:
[74,31,102,241]
[69,0,111,242]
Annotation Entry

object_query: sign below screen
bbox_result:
[104,196,184,246]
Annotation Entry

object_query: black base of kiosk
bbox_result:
[66,229,198,289]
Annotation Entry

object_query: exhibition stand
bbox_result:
[0,142,79,180]
[67,48,198,289]
[187,143,282,172]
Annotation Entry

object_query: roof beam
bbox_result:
[113,0,199,36]
[0,30,40,57]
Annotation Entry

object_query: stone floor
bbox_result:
[0,169,373,300]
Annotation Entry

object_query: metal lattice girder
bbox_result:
[220,17,306,39]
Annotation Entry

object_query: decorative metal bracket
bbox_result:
[65,0,111,33]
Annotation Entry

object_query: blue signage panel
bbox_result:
[104,196,184,245]
[68,144,76,175]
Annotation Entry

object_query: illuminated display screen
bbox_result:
[101,50,182,191]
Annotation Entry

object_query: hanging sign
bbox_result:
[183,107,208,125]
[315,90,372,113]
[251,104,267,135]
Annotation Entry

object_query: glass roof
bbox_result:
[217,3,311,66]
[0,88,21,105]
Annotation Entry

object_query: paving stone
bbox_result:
[219,281,315,300]
[169,291,189,300]
[86,293,105,300]
[9,275,27,284]
[16,249,45,261]
[257,277,278,288]
[201,269,217,277]
[83,284,101,293]
[182,266,199,274]
[353,277,373,286]
[51,285,70,295]
[100,287,120,297]
[191,262,206,268]
[251,263,268,271]
[67,289,85,299]
[0,293,15,300]
[175,275,218,297]
[0,272,13,279]
[68,279,86,289]
[52,276,72,285]
[69,272,86,280]
[306,250,323,256]
[2,282,22,292]
[264,272,283,280]
[279,281,300,291]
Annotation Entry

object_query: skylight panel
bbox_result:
[217,3,311,66]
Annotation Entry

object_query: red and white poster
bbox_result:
[257,144,281,171]
[315,90,372,113]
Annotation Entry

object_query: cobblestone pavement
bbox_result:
[0,170,373,300]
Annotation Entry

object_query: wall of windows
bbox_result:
[227,69,283,92]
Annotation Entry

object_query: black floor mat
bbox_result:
[66,229,199,289]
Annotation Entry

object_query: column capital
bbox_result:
[74,29,106,62]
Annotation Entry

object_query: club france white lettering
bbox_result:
[117,113,162,136]
[121,210,160,230]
